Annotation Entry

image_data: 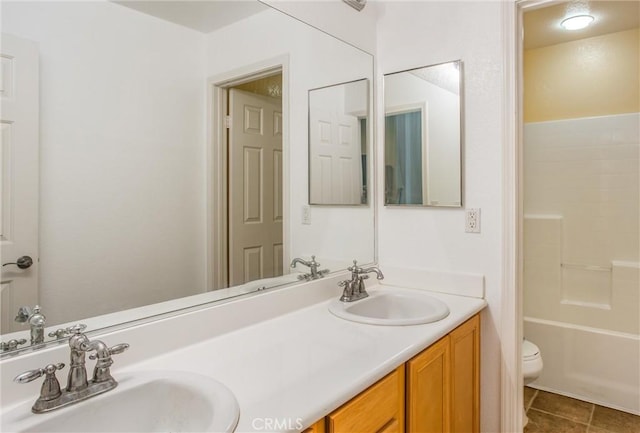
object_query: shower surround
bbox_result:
[523,113,640,415]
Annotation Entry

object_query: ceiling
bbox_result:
[524,1,639,50]
[112,1,269,34]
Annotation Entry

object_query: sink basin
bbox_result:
[329,287,450,325]
[2,370,239,433]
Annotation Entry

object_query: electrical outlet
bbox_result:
[302,205,311,225]
[465,208,481,233]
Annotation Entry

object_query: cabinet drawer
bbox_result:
[328,366,404,433]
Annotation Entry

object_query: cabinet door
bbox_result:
[328,366,405,433]
[303,419,325,433]
[406,336,451,433]
[450,314,480,433]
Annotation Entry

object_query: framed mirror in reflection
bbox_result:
[384,60,463,207]
[0,0,374,356]
[308,79,369,206]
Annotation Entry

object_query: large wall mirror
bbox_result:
[0,0,374,356]
[384,60,463,207]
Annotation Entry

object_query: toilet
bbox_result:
[522,339,543,426]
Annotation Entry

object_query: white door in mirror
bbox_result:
[309,106,363,205]
[328,287,450,326]
[0,34,40,333]
[228,89,283,286]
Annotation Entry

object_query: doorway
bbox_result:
[520,0,640,424]
[208,67,285,291]
[227,74,283,287]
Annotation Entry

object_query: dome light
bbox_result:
[561,15,595,30]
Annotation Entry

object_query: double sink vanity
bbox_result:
[1,268,485,433]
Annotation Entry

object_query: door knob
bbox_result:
[2,256,33,269]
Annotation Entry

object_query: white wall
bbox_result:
[2,2,207,325]
[205,9,375,270]
[376,2,506,431]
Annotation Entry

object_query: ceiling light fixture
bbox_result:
[560,15,595,30]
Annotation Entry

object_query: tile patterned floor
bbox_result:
[524,387,640,433]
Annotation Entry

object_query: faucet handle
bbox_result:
[88,343,129,360]
[14,306,33,323]
[1,338,27,351]
[65,323,87,335]
[48,328,68,339]
[14,363,65,384]
[107,343,130,356]
[348,260,364,278]
[348,260,362,271]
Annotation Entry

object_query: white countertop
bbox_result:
[1,277,486,433]
[120,285,486,432]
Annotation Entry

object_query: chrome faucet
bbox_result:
[15,305,46,345]
[66,324,91,392]
[13,324,129,413]
[290,255,329,281]
[339,260,385,302]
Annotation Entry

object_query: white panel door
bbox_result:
[0,34,39,333]
[228,89,282,286]
[309,108,362,205]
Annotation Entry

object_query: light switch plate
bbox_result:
[302,205,311,225]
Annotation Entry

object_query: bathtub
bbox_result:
[524,317,640,415]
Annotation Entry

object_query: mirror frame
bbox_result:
[383,60,464,208]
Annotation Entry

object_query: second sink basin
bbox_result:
[2,370,239,433]
[329,286,450,325]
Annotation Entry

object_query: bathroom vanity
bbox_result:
[0,274,485,432]
[303,314,480,433]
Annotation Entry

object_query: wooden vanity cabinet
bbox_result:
[327,366,405,433]
[302,419,326,433]
[406,314,480,433]
[306,314,480,433]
